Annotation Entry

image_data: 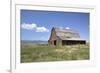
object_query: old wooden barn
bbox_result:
[48,27,86,46]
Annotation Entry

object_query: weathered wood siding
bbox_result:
[48,28,58,45]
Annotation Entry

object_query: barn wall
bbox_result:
[48,28,58,45]
[49,28,57,41]
[56,39,62,46]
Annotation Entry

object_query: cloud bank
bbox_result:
[65,27,70,29]
[21,23,49,32]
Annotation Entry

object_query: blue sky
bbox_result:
[21,10,89,41]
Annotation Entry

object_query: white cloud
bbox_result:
[21,23,49,32]
[36,27,49,32]
[21,23,37,30]
[65,27,70,29]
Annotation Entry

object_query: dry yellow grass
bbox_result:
[21,44,89,63]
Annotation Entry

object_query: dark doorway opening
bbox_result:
[54,40,56,45]
[62,40,86,45]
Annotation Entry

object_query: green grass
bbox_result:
[21,44,89,63]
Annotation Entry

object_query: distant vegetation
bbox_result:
[21,40,48,45]
[21,42,89,63]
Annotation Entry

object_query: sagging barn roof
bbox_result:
[52,27,82,40]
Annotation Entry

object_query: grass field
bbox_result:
[21,44,89,63]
